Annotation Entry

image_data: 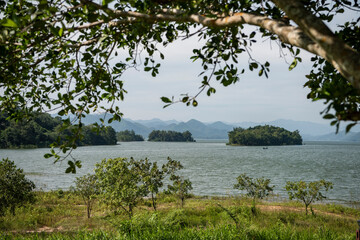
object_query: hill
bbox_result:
[69,114,360,142]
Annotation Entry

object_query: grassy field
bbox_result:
[0,191,359,239]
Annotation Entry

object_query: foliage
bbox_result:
[0,191,358,239]
[228,125,302,146]
[234,173,274,212]
[132,157,183,211]
[167,175,193,208]
[0,112,117,149]
[304,19,360,132]
[117,130,144,142]
[78,125,117,146]
[74,174,100,218]
[148,130,195,142]
[285,179,333,215]
[0,0,359,165]
[0,112,62,148]
[94,157,148,218]
[0,158,35,216]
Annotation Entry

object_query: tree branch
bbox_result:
[68,1,360,91]
[272,0,360,90]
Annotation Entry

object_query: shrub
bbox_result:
[285,179,333,215]
[0,158,35,216]
[74,174,100,218]
[234,173,273,213]
[95,158,148,218]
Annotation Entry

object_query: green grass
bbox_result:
[0,192,359,239]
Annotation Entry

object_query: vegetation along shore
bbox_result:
[0,157,359,239]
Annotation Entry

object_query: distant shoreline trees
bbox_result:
[228,125,302,146]
[0,112,117,149]
[117,130,144,142]
[148,130,195,142]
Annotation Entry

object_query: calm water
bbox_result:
[1,141,359,205]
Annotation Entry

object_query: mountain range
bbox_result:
[76,114,360,142]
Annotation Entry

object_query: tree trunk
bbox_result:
[272,0,360,90]
[151,192,157,211]
[87,202,91,218]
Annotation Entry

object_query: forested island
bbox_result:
[228,125,302,146]
[0,112,117,148]
[117,130,144,142]
[148,130,195,142]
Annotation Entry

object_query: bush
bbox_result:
[233,173,273,213]
[285,179,333,215]
[0,158,35,216]
[74,174,100,218]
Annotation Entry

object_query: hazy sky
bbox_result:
[105,14,355,124]
[114,36,325,124]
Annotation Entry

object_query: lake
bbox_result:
[1,141,359,205]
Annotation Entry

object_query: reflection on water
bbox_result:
[1,141,359,205]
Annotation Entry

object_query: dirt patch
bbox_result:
[258,204,357,220]
[26,226,64,233]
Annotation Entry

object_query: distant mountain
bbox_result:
[161,119,229,139]
[135,118,179,128]
[206,121,234,132]
[60,114,360,141]
[305,131,360,142]
[80,115,153,137]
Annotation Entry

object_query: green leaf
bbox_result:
[182,96,189,103]
[289,59,297,71]
[75,160,82,168]
[102,0,114,5]
[2,19,18,28]
[323,114,335,119]
[161,97,172,103]
[345,123,356,133]
[163,104,171,109]
[58,27,64,37]
[44,153,53,159]
[258,69,263,76]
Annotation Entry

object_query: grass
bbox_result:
[0,191,359,239]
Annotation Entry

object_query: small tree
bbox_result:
[131,157,162,211]
[74,174,100,218]
[234,173,274,213]
[285,180,333,215]
[95,158,148,218]
[133,157,184,211]
[167,175,193,208]
[0,158,35,216]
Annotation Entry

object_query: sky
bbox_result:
[113,34,326,124]
[102,11,357,124]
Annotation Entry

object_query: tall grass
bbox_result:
[0,192,358,239]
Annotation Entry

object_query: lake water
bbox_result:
[1,141,359,205]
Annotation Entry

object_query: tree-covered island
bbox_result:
[228,125,302,146]
[0,112,117,148]
[117,130,144,142]
[148,130,195,142]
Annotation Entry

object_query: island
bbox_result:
[148,130,195,142]
[0,112,117,148]
[117,130,144,142]
[228,125,302,146]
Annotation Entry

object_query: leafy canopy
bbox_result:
[74,173,100,218]
[285,179,333,215]
[1,0,359,168]
[234,173,274,203]
[0,158,36,216]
